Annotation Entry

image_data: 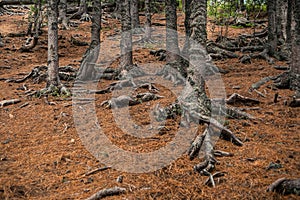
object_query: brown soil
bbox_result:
[0,11,299,200]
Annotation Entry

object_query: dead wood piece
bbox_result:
[5,66,41,83]
[225,106,255,120]
[207,41,240,52]
[226,93,260,105]
[84,166,111,177]
[0,99,21,107]
[267,178,300,195]
[86,187,126,200]
[0,66,11,70]
[253,89,266,98]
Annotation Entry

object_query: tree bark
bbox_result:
[131,0,140,29]
[120,0,133,70]
[78,0,101,81]
[165,0,180,64]
[290,0,300,97]
[47,0,60,87]
[286,0,295,44]
[144,0,152,40]
[59,0,69,30]
[267,0,277,55]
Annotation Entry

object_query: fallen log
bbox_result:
[0,99,21,107]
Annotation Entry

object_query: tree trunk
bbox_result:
[78,0,101,81]
[267,0,277,55]
[58,0,69,30]
[47,0,60,87]
[144,0,152,40]
[120,0,133,70]
[165,0,180,64]
[286,0,295,44]
[187,0,210,112]
[131,0,140,29]
[290,0,300,97]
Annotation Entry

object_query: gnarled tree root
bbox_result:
[267,178,300,196]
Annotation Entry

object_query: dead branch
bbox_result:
[85,187,126,200]
[0,99,21,107]
[267,178,300,195]
[84,166,111,177]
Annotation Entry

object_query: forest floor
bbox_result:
[0,10,299,200]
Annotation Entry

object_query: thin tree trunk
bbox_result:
[165,0,180,64]
[267,0,277,55]
[131,0,140,29]
[59,0,69,30]
[120,0,133,70]
[47,0,60,87]
[144,0,152,40]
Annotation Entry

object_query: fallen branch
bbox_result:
[84,166,111,177]
[0,99,21,107]
[86,187,126,200]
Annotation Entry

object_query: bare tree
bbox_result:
[120,0,133,70]
[78,0,101,81]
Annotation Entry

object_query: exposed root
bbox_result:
[226,93,260,105]
[204,171,226,187]
[156,64,186,85]
[86,187,126,200]
[101,92,163,108]
[267,178,300,195]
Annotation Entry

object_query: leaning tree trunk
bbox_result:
[131,0,140,29]
[77,0,101,81]
[165,0,180,64]
[267,0,278,55]
[47,0,60,87]
[290,0,300,97]
[144,0,152,40]
[58,0,69,30]
[120,0,133,70]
